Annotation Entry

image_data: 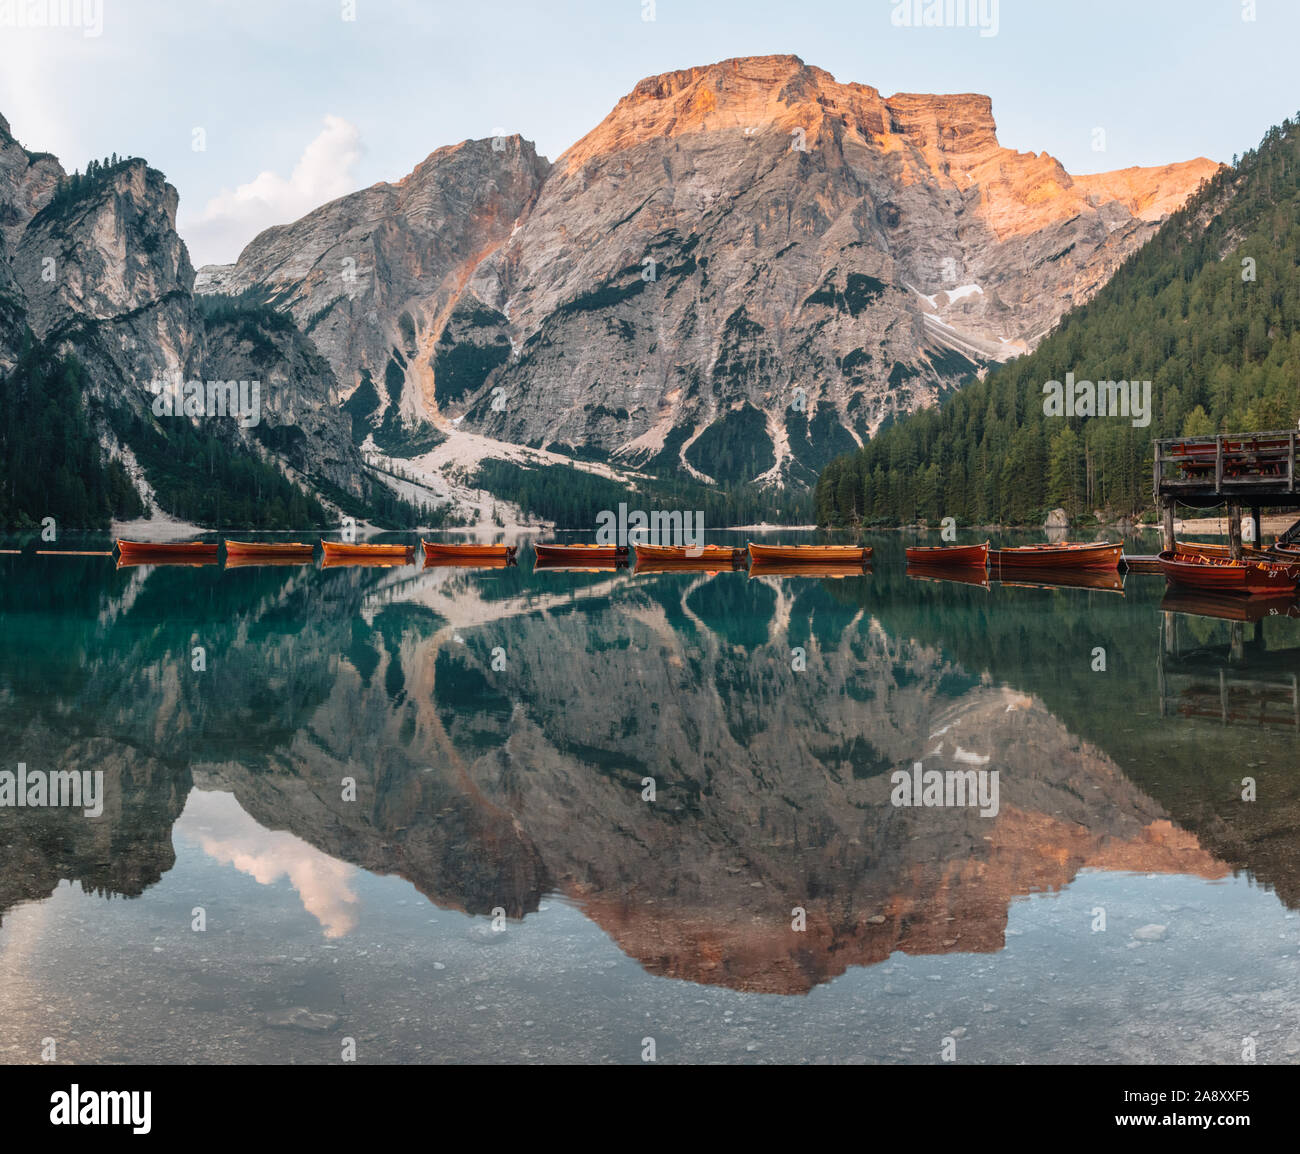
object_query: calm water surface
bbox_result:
[1,532,1298,1064]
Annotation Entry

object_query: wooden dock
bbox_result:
[1154,432,1300,557]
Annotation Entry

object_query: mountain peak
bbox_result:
[559,55,1007,172]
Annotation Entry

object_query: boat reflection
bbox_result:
[906,562,991,589]
[748,560,872,579]
[994,566,1125,593]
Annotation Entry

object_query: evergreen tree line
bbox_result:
[43,154,140,215]
[815,113,1300,527]
[0,338,143,528]
[475,459,813,529]
[111,406,330,530]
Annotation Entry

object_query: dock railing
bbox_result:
[1154,431,1298,499]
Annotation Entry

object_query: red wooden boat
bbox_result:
[1157,550,1296,595]
[116,539,219,560]
[534,543,628,563]
[633,543,746,566]
[905,541,989,567]
[422,540,517,562]
[1174,541,1300,579]
[320,540,414,560]
[225,540,315,559]
[747,543,871,564]
[988,541,1122,570]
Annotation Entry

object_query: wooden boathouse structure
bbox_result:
[1154,431,1300,556]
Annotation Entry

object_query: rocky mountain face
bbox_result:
[199,55,1218,488]
[12,158,204,394]
[196,137,551,455]
[0,113,62,371]
[0,115,378,515]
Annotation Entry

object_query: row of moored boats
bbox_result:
[110,536,1300,597]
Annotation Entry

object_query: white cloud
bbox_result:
[180,115,363,268]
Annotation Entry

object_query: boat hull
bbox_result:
[116,539,219,559]
[1157,550,1295,594]
[747,544,871,564]
[224,541,315,558]
[1174,541,1300,579]
[989,542,1122,570]
[422,541,517,562]
[904,542,989,567]
[633,544,746,565]
[320,540,413,560]
[534,544,628,563]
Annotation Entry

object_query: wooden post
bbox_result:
[1251,506,1262,546]
[1161,498,1175,554]
[1215,436,1224,492]
[1228,502,1243,559]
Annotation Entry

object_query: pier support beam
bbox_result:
[1228,502,1243,559]
[1161,498,1175,554]
[1251,506,1262,546]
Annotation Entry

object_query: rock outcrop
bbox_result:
[0,116,382,518]
[196,137,551,452]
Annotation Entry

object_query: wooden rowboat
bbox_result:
[320,540,413,560]
[747,543,871,564]
[422,541,518,562]
[988,541,1122,570]
[1157,550,1296,595]
[116,539,219,559]
[225,540,316,558]
[1174,541,1300,578]
[633,543,747,566]
[534,543,628,563]
[905,541,989,567]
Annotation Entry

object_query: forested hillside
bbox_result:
[816,114,1300,526]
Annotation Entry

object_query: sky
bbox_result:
[0,0,1295,267]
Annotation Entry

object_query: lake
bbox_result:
[1,532,1298,1064]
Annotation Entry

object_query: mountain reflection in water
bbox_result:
[1,541,1298,1061]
